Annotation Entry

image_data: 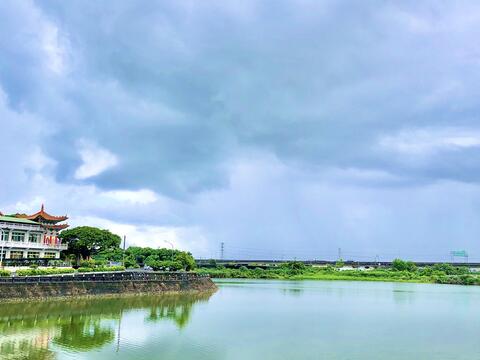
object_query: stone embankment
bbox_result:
[0,271,216,301]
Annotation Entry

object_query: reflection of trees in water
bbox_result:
[53,317,115,351]
[0,292,214,355]
[146,299,196,328]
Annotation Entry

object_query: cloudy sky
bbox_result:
[2,0,480,261]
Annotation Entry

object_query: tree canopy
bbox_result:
[60,226,122,262]
[125,246,196,271]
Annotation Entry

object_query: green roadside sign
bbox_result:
[450,250,468,257]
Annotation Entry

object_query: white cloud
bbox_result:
[379,128,480,155]
[41,23,68,75]
[74,140,119,180]
[102,189,159,205]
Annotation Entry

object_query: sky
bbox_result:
[1,0,480,261]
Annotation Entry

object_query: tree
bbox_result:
[281,261,306,275]
[124,246,196,271]
[60,226,121,264]
[175,252,196,271]
[392,258,417,272]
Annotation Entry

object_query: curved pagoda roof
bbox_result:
[16,204,68,224]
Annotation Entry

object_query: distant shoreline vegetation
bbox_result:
[195,259,480,286]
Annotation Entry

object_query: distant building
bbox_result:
[0,205,68,260]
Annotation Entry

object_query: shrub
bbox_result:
[149,260,183,271]
[94,259,107,267]
[78,265,126,273]
[0,269,11,277]
[16,268,75,277]
[97,265,125,272]
[281,261,306,275]
[124,256,138,269]
[392,259,417,272]
[80,259,96,268]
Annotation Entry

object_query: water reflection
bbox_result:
[0,292,214,359]
[280,281,305,296]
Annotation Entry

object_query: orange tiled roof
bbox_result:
[16,204,68,223]
[45,223,70,230]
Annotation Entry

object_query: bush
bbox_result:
[125,247,196,270]
[281,261,306,275]
[98,265,125,272]
[392,259,417,272]
[78,265,126,273]
[432,263,470,276]
[0,269,11,277]
[149,260,183,271]
[80,259,96,268]
[16,268,75,277]
[124,256,139,269]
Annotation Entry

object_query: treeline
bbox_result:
[59,226,196,271]
[196,259,480,286]
[94,247,196,271]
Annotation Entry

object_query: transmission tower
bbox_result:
[220,242,225,260]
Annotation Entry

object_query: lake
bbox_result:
[1,279,480,359]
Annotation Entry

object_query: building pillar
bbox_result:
[55,252,60,259]
[5,250,10,259]
[24,231,30,243]
[23,250,28,259]
[7,230,12,242]
[39,250,45,258]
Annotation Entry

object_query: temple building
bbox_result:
[0,205,68,260]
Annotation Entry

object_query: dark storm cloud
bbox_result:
[3,0,480,196]
[3,1,480,259]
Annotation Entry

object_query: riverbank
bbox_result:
[0,271,217,301]
[196,263,480,286]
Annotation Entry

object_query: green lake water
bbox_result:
[1,279,480,359]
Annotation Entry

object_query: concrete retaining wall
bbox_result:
[0,272,216,301]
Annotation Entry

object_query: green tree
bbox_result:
[175,252,196,270]
[60,226,121,264]
[125,246,196,271]
[281,261,306,275]
[392,259,417,272]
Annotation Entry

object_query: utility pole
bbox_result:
[220,242,225,260]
